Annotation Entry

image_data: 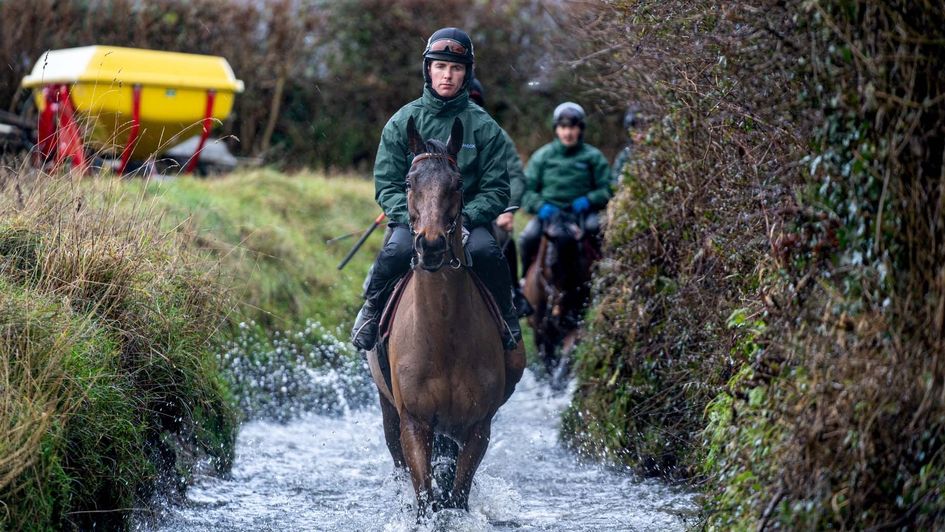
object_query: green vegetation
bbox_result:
[564,0,945,528]
[125,169,381,333]
[0,166,383,528]
[121,169,382,420]
[0,173,235,529]
[1,0,605,170]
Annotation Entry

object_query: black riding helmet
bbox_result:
[468,77,485,107]
[553,101,586,130]
[422,27,475,93]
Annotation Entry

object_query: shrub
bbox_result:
[562,0,945,528]
[0,169,236,529]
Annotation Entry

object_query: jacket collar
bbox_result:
[421,85,470,117]
[553,138,584,155]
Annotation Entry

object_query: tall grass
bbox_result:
[124,168,381,333]
[116,169,383,421]
[0,166,235,529]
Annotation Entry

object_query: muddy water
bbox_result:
[148,370,697,531]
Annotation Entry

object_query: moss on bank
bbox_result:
[0,174,236,529]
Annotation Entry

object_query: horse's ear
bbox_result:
[446,117,463,158]
[406,116,424,155]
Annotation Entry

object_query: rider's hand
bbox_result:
[571,196,591,214]
[496,212,515,232]
[537,203,560,221]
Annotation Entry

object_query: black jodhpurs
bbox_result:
[363,223,515,317]
[492,222,519,280]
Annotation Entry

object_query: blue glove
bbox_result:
[571,196,591,214]
[537,203,560,221]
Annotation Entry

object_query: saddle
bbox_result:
[367,268,508,406]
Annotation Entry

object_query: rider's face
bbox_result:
[429,61,466,98]
[555,123,581,147]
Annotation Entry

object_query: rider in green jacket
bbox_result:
[351,27,521,352]
[519,102,612,276]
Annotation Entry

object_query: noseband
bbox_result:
[407,152,464,270]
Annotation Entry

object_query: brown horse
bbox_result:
[367,116,524,518]
[522,211,598,388]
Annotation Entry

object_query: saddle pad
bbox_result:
[468,269,509,342]
[379,269,505,343]
[379,269,414,343]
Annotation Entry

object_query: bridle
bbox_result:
[406,151,465,270]
[410,152,456,167]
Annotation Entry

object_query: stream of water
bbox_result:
[147,368,697,531]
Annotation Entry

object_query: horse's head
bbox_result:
[405,116,464,272]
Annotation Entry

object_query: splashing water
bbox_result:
[144,346,698,531]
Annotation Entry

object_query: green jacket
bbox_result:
[522,139,612,214]
[374,87,510,227]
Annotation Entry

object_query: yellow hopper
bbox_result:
[21,45,244,172]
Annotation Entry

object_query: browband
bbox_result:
[411,152,457,167]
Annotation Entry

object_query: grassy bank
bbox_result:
[563,1,945,529]
[123,169,381,419]
[0,168,382,527]
[0,172,236,529]
[126,168,380,333]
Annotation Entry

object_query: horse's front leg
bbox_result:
[378,391,405,469]
[445,419,492,511]
[400,411,434,519]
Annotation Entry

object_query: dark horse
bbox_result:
[366,116,525,518]
[522,211,599,387]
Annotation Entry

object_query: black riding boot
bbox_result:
[501,299,523,350]
[351,297,382,351]
[518,218,542,279]
[513,285,533,318]
[350,224,414,351]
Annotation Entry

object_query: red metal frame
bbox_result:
[34,84,87,173]
[117,84,142,174]
[35,84,220,176]
[36,86,57,160]
[185,89,216,174]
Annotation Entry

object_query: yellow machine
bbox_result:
[21,45,244,172]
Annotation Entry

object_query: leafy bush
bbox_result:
[562,0,945,528]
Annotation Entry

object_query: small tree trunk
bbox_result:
[259,67,287,155]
